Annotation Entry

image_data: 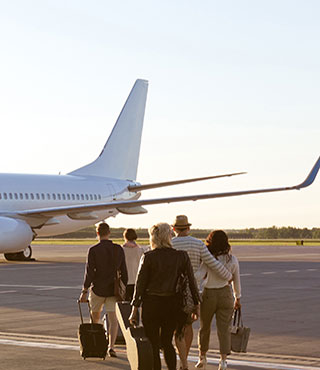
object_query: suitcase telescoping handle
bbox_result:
[77,300,94,324]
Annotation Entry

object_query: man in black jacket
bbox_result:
[79,222,128,357]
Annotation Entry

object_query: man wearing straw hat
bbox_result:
[172,215,232,370]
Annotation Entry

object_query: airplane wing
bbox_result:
[127,172,246,191]
[10,156,319,221]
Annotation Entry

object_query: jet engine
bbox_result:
[0,217,33,253]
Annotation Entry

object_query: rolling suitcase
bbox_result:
[115,301,153,370]
[77,300,108,360]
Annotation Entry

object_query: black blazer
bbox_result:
[132,247,200,307]
[83,239,128,297]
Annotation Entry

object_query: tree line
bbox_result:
[43,225,320,239]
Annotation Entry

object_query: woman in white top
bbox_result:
[122,228,144,302]
[195,230,241,370]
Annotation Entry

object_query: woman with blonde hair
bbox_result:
[129,222,200,370]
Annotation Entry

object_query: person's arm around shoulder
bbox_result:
[199,241,232,281]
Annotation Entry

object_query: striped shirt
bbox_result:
[171,236,232,282]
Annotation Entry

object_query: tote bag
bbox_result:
[231,308,250,353]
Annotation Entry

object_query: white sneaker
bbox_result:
[195,354,206,368]
[218,360,227,370]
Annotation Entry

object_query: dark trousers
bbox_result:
[199,285,234,354]
[142,295,178,370]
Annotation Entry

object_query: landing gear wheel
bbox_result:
[21,245,32,260]
[4,246,33,261]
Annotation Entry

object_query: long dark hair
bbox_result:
[206,230,231,259]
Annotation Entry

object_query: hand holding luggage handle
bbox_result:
[231,307,242,333]
[77,300,94,324]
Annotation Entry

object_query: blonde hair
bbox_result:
[149,222,172,249]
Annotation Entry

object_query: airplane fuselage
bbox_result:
[0,173,139,237]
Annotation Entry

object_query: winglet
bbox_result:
[295,156,320,189]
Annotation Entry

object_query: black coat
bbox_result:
[83,239,128,297]
[132,247,200,307]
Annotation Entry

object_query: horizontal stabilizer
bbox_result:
[128,172,246,192]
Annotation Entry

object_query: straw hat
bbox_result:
[172,215,191,228]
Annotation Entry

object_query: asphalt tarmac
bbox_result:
[0,243,319,370]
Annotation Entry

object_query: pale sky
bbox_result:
[0,0,319,229]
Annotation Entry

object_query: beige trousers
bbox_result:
[198,285,234,355]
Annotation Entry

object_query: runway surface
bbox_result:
[0,243,319,370]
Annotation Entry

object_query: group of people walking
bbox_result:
[79,215,241,370]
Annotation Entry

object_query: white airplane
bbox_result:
[1,79,319,261]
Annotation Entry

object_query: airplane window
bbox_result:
[57,194,61,200]
[94,194,97,200]
[30,193,34,200]
[47,193,51,200]
[41,193,45,200]
[9,193,13,200]
[25,193,29,200]
[81,194,84,200]
[85,194,89,200]
[90,194,93,200]
[20,193,23,199]
[4,193,7,200]
[14,193,18,200]
[52,194,56,200]
[76,194,80,200]
[62,194,66,200]
[36,193,40,200]
[72,194,75,200]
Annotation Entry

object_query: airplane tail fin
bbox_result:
[69,79,148,180]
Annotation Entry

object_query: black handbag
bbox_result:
[113,247,126,301]
[176,272,195,315]
[231,308,250,353]
[114,269,126,301]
